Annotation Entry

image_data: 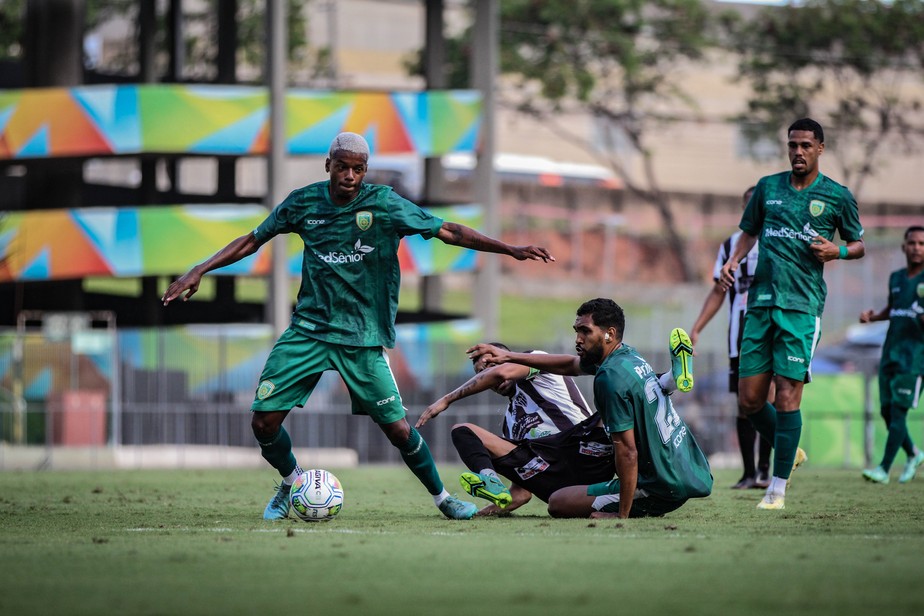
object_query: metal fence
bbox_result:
[4,319,889,471]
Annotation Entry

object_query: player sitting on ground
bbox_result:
[469,301,711,519]
[416,328,695,516]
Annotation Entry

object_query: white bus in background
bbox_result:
[367,152,622,200]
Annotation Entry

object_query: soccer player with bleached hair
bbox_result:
[163,131,555,521]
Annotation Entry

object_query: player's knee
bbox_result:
[546,489,575,518]
[381,418,411,447]
[451,422,476,433]
[251,412,282,439]
[737,392,763,415]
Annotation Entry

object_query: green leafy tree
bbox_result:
[0,0,24,61]
[725,0,924,199]
[409,0,714,281]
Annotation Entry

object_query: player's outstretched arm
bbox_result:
[415,363,530,428]
[690,282,726,347]
[162,232,261,305]
[436,221,554,262]
[467,343,583,376]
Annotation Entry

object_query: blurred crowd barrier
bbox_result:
[2,324,916,471]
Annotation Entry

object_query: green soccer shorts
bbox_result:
[879,365,922,410]
[738,307,821,382]
[251,328,406,424]
[587,479,686,518]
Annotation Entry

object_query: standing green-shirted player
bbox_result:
[162,132,555,521]
[859,226,924,484]
[720,118,866,510]
[468,298,713,519]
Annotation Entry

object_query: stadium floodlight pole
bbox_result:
[472,0,500,339]
[266,0,289,336]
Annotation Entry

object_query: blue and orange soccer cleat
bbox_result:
[263,482,291,520]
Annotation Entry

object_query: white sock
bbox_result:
[283,465,303,486]
[480,468,500,480]
[433,489,450,506]
[768,476,787,495]
[659,372,676,393]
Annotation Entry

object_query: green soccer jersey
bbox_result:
[881,268,924,374]
[593,344,713,501]
[253,181,443,348]
[741,171,864,316]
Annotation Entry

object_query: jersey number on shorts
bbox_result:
[645,377,682,444]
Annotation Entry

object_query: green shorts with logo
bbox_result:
[251,328,406,424]
[587,479,686,518]
[739,307,821,382]
[879,365,922,410]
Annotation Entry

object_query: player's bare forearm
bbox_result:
[162,233,261,305]
[690,284,726,346]
[415,398,450,428]
[468,345,582,376]
[436,222,554,262]
[613,432,638,519]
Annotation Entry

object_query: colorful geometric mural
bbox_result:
[0,319,484,403]
[0,203,482,282]
[0,85,482,159]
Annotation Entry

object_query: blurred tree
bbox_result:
[77,0,320,83]
[408,0,715,281]
[724,0,924,199]
[0,0,24,61]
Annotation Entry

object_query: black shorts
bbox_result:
[728,356,740,393]
[493,414,614,502]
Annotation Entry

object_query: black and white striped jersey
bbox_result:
[712,231,759,359]
[501,351,594,441]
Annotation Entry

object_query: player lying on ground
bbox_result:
[422,316,705,518]
[417,331,693,516]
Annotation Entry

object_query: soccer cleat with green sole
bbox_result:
[437,495,478,520]
[899,451,924,484]
[460,471,513,509]
[669,328,694,393]
[862,466,890,484]
[263,482,291,520]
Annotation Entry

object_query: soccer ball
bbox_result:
[289,469,344,522]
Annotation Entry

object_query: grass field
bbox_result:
[2,465,922,616]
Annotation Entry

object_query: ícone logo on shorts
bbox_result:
[809,199,826,217]
[356,211,373,231]
[257,380,276,400]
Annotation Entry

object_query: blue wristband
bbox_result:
[838,245,848,260]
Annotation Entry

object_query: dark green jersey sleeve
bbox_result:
[385,190,444,239]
